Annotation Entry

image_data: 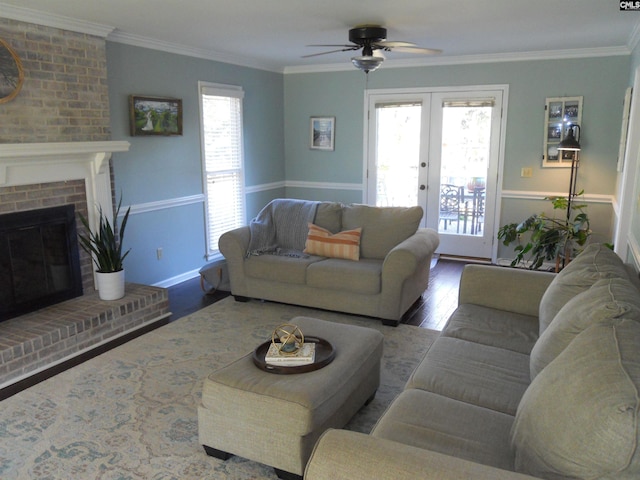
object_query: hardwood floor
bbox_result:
[401,258,467,330]
[168,258,467,331]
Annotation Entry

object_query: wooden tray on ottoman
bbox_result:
[252,336,335,374]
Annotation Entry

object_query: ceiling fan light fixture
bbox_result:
[351,55,384,73]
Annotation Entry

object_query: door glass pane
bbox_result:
[439,103,492,236]
[375,103,421,207]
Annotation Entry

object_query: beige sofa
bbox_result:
[219,199,440,325]
[305,243,640,480]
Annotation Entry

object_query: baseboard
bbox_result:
[153,268,201,288]
[439,254,492,264]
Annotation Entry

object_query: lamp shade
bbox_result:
[558,125,581,151]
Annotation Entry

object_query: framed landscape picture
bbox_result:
[310,116,335,151]
[129,95,183,136]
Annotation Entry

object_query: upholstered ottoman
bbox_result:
[198,316,384,479]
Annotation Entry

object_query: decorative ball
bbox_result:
[271,324,304,355]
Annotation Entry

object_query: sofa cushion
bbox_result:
[372,389,516,471]
[512,320,640,479]
[244,253,324,284]
[530,277,640,379]
[313,202,343,233]
[307,258,381,295]
[342,204,422,259]
[406,337,531,415]
[442,304,539,355]
[304,223,361,261]
[538,243,628,334]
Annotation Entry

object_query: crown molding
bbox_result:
[107,30,283,73]
[0,3,115,37]
[284,45,631,74]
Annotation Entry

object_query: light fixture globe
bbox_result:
[351,55,384,73]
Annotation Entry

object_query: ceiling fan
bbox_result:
[304,25,442,73]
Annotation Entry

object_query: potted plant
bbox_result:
[497,192,590,271]
[78,197,131,300]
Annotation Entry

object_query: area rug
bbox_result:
[0,297,438,479]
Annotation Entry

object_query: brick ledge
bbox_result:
[0,283,170,388]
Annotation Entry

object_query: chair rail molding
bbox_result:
[501,189,613,204]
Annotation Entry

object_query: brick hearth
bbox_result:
[0,284,170,388]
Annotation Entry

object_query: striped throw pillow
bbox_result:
[304,223,362,261]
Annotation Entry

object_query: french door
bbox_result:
[366,87,506,260]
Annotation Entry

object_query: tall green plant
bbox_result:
[498,192,590,270]
[78,197,131,273]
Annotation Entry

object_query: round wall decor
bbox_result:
[0,38,24,104]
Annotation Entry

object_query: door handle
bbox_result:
[420,185,426,190]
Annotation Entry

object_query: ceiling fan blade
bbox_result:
[302,47,358,58]
[387,46,443,55]
[306,44,356,48]
[375,41,417,48]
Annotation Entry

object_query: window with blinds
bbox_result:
[198,82,246,259]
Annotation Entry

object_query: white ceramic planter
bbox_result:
[96,269,125,300]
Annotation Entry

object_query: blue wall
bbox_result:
[106,43,285,285]
[107,41,632,285]
[284,56,630,257]
[285,57,629,195]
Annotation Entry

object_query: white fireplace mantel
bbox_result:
[0,141,130,224]
[0,141,131,294]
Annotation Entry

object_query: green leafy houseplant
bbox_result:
[498,192,590,270]
[78,197,131,273]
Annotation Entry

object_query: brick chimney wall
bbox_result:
[0,18,111,143]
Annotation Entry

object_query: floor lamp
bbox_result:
[556,124,581,269]
[557,125,582,222]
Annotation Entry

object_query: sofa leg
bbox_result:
[381,318,400,327]
[202,444,233,460]
[233,295,250,302]
[273,468,302,480]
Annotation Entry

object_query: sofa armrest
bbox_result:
[305,430,538,480]
[383,228,440,276]
[379,228,439,320]
[458,264,555,317]
[218,226,251,294]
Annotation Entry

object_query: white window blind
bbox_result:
[443,98,495,108]
[199,82,245,259]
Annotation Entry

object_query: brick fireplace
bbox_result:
[0,142,171,391]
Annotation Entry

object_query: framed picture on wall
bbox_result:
[310,116,335,150]
[617,87,632,172]
[542,96,583,167]
[129,95,183,136]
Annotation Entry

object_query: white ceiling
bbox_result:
[2,0,640,72]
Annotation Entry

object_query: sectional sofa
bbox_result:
[305,243,640,479]
[219,198,440,325]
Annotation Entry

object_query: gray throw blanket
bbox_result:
[247,198,319,257]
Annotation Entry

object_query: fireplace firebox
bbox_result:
[0,205,83,322]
